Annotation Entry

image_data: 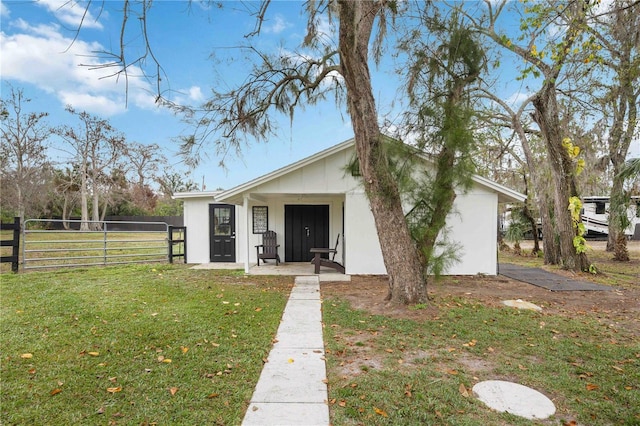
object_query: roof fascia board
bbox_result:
[172,190,221,200]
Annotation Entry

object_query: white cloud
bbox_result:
[58,91,123,116]
[0,20,158,116]
[37,0,103,30]
[188,86,204,102]
[263,14,291,34]
[505,91,533,108]
[1,2,10,18]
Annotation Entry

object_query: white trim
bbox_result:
[172,190,221,200]
[471,175,527,203]
[243,195,250,274]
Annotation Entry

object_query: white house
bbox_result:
[173,139,526,275]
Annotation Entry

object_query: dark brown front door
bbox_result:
[284,205,329,262]
[209,204,236,262]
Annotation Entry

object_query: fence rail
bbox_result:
[0,217,20,272]
[22,219,182,271]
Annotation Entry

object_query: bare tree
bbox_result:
[56,107,126,230]
[0,86,53,223]
[126,142,166,187]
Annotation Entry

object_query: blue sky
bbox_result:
[1,0,358,190]
[2,0,638,191]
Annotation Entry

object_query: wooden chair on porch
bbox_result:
[255,230,280,266]
[310,234,345,274]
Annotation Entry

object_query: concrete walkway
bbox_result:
[242,275,330,426]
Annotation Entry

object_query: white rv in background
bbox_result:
[581,196,640,239]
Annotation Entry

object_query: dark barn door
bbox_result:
[285,205,329,262]
[209,204,236,262]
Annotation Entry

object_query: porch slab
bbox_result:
[191,262,351,281]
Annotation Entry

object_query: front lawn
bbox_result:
[0,265,292,425]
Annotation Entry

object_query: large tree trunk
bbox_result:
[338,1,427,304]
[532,85,590,271]
[540,197,560,264]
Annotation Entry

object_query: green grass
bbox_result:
[323,297,640,425]
[0,265,292,425]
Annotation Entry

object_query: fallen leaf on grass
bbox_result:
[207,393,219,399]
[254,307,262,312]
[88,352,99,356]
[157,355,172,363]
[338,400,346,407]
[586,383,599,391]
[169,387,178,396]
[20,353,33,359]
[28,368,36,374]
[50,388,62,396]
[180,346,189,354]
[107,387,122,393]
[373,407,388,417]
[446,369,458,375]
[611,366,624,372]
[459,383,469,398]
[404,384,412,398]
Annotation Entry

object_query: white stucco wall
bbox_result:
[182,197,214,264]
[344,191,386,275]
[343,190,498,276]
[445,191,498,275]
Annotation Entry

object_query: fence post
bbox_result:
[0,217,21,272]
[167,226,186,264]
[168,225,174,263]
[183,227,187,264]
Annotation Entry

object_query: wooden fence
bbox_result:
[0,217,20,272]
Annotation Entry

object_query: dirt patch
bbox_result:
[321,273,640,336]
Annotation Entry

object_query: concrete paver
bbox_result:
[499,263,613,291]
[473,380,556,420]
[242,275,329,426]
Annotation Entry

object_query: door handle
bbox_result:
[304,226,310,237]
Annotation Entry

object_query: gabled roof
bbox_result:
[179,138,526,204]
[215,139,356,203]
